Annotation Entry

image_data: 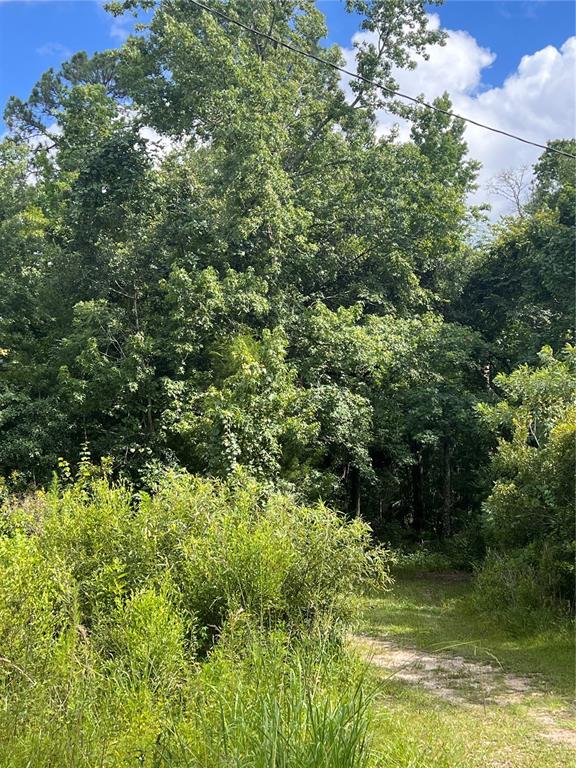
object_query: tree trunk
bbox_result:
[442,438,452,538]
[411,445,424,533]
[350,464,361,518]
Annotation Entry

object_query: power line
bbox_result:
[188,0,576,160]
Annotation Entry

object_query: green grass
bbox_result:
[370,680,573,768]
[357,573,575,768]
[360,573,575,695]
[2,468,574,767]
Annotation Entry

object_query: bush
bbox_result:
[97,581,191,694]
[440,526,485,571]
[391,526,484,576]
[476,346,575,614]
[0,467,390,766]
[472,545,573,631]
[1,467,391,642]
[0,532,77,686]
[393,546,453,575]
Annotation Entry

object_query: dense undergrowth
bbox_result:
[0,1,574,763]
[0,467,391,767]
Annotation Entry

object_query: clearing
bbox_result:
[356,574,575,767]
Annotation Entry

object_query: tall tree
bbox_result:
[455,140,575,371]
[0,0,490,539]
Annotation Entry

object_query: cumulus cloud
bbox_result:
[96,0,154,44]
[138,125,184,165]
[342,15,576,218]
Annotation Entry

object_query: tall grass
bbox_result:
[168,632,375,768]
[0,624,376,767]
[0,466,390,766]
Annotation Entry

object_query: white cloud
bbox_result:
[109,16,133,43]
[138,125,182,165]
[92,0,135,43]
[342,15,576,218]
[96,0,154,44]
[36,42,72,59]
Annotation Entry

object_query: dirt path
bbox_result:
[355,634,576,749]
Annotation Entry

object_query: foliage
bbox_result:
[475,345,576,615]
[0,468,389,765]
[472,547,570,631]
[455,139,575,370]
[0,626,376,767]
[175,634,375,768]
[0,2,574,762]
[1,468,392,646]
[0,0,489,541]
[392,546,453,574]
[0,1,573,731]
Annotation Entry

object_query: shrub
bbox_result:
[476,346,576,615]
[97,581,192,694]
[0,467,390,766]
[2,468,391,639]
[473,545,573,631]
[0,532,76,684]
[393,546,453,575]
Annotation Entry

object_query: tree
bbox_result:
[455,141,575,371]
[476,345,575,609]
[0,0,490,542]
[487,165,531,218]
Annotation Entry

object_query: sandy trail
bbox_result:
[355,634,576,749]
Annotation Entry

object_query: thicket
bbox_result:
[473,346,575,627]
[0,3,574,757]
[1,1,573,551]
[0,468,390,766]
[0,0,488,536]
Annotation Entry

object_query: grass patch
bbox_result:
[370,679,573,768]
[357,573,575,767]
[360,574,575,696]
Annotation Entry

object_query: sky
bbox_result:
[0,1,574,215]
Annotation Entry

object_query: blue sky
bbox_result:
[0,1,574,214]
[0,1,573,119]
[320,1,574,85]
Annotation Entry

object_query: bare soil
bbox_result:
[355,634,576,750]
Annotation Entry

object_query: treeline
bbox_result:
[0,0,574,605]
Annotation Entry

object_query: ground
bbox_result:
[356,573,575,768]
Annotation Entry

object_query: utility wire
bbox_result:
[188,0,576,160]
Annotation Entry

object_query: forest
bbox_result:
[0,1,574,765]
